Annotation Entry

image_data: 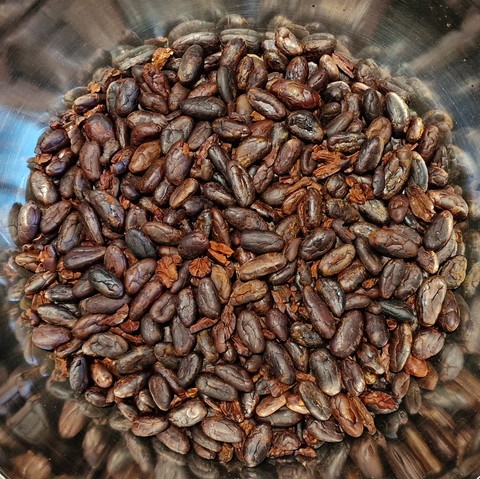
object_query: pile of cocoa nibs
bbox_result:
[15,17,469,467]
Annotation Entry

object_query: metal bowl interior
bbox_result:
[1,1,480,478]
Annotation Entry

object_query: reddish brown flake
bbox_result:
[51,356,69,381]
[271,290,287,312]
[251,111,266,121]
[322,217,334,229]
[295,372,317,383]
[119,319,140,334]
[220,400,245,423]
[218,443,234,462]
[347,182,368,204]
[83,104,106,119]
[151,47,174,69]
[98,304,129,326]
[286,177,312,194]
[361,390,399,414]
[406,185,436,222]
[31,291,49,310]
[232,335,252,357]
[207,249,230,266]
[123,248,139,266]
[156,255,182,288]
[194,134,218,163]
[350,395,376,434]
[189,317,218,334]
[57,260,82,282]
[119,196,131,210]
[312,145,346,161]
[189,257,212,278]
[295,447,317,458]
[98,170,114,191]
[88,82,102,94]
[34,154,53,165]
[362,277,379,289]
[212,304,236,353]
[38,245,57,273]
[209,241,234,256]
[332,52,355,78]
[111,327,143,343]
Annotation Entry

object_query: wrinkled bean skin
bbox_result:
[382,148,413,200]
[237,310,266,354]
[181,97,227,120]
[354,136,383,174]
[165,140,193,186]
[88,267,124,298]
[63,246,106,270]
[32,324,71,350]
[124,258,156,295]
[299,228,336,260]
[303,286,337,339]
[125,228,156,259]
[424,211,454,251]
[319,244,356,276]
[316,278,345,317]
[215,363,254,392]
[385,92,410,136]
[17,200,41,244]
[437,290,460,332]
[76,202,103,245]
[298,381,332,420]
[148,374,172,411]
[239,253,287,281]
[30,170,60,205]
[142,222,183,245]
[265,308,289,342]
[417,276,447,326]
[56,212,84,254]
[264,341,296,385]
[369,227,418,258]
[197,278,221,319]
[390,323,413,372]
[196,373,238,401]
[379,299,416,323]
[270,78,320,110]
[86,190,125,231]
[69,355,89,394]
[329,310,364,358]
[379,259,406,299]
[412,328,445,360]
[226,161,256,207]
[287,110,324,143]
[247,87,286,120]
[274,137,303,176]
[309,348,342,396]
[178,44,204,85]
[167,399,207,428]
[341,357,366,396]
[240,230,285,254]
[331,393,364,438]
[388,195,410,224]
[178,231,210,259]
[235,136,272,168]
[201,417,244,443]
[82,332,129,358]
[243,423,272,467]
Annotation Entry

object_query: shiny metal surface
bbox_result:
[1,0,480,478]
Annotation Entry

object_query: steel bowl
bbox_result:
[1,0,480,478]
